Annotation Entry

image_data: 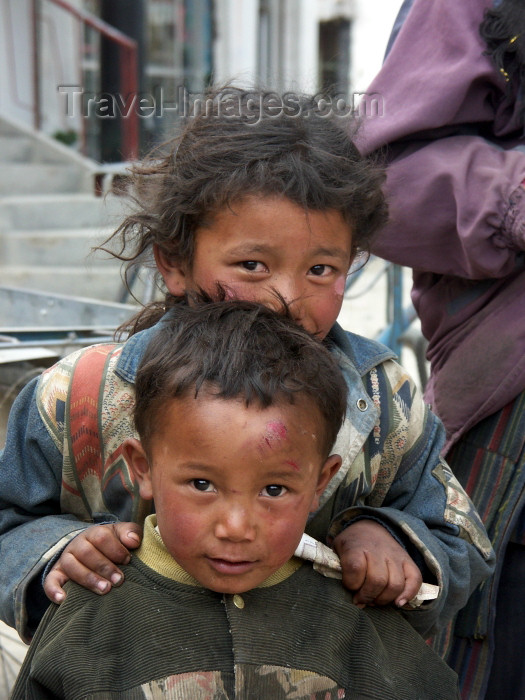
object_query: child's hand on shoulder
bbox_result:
[332,520,422,609]
[43,522,142,603]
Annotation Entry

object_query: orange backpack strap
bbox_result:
[60,343,151,524]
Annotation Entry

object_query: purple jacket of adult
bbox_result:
[357,0,525,453]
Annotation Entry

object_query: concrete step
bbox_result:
[0,115,101,168]
[0,135,33,162]
[0,135,85,166]
[1,265,126,302]
[0,228,116,266]
[0,163,91,195]
[0,194,129,230]
[0,117,136,301]
[0,120,21,137]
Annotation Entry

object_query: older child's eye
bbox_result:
[241,261,263,271]
[192,479,214,492]
[310,264,331,276]
[262,484,286,497]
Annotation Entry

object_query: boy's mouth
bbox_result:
[206,557,257,575]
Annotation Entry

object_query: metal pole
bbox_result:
[31,0,41,131]
[100,0,145,162]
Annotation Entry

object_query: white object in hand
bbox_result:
[294,533,439,609]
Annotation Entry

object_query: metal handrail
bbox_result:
[31,0,139,160]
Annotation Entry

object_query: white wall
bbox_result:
[351,0,404,91]
[279,0,318,92]
[0,0,34,126]
[211,0,404,94]
[39,0,82,135]
[0,0,84,135]
[212,0,259,86]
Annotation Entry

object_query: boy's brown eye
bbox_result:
[192,479,213,492]
[241,261,259,271]
[263,484,285,497]
[310,264,328,276]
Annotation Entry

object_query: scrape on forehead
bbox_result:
[256,420,288,453]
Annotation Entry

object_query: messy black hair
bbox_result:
[480,0,525,127]
[102,86,388,334]
[133,297,348,459]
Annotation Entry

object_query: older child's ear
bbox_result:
[310,454,342,513]
[153,244,187,297]
[123,438,154,501]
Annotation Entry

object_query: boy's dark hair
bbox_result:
[103,86,388,333]
[134,298,348,459]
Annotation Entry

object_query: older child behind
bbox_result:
[11,300,459,699]
[0,88,493,643]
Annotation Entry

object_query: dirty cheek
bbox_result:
[222,285,239,300]
[262,493,307,519]
[334,275,346,298]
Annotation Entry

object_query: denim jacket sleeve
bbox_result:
[308,329,495,638]
[0,377,89,641]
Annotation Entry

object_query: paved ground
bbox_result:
[0,621,27,697]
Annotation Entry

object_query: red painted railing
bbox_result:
[32,0,139,160]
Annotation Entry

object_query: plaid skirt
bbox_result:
[431,390,525,700]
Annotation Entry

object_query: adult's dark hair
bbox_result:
[480,0,525,126]
[102,86,388,334]
[134,298,348,459]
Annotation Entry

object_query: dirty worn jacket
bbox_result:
[0,320,494,643]
[11,515,460,700]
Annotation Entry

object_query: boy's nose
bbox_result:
[214,504,256,542]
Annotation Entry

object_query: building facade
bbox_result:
[0,0,401,161]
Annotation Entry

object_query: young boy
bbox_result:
[0,88,493,644]
[10,300,459,699]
